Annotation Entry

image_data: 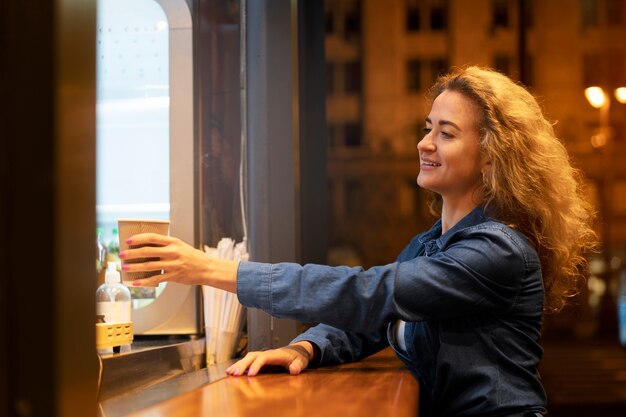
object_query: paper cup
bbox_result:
[118,219,170,287]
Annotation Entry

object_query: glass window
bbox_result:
[344,2,361,41]
[407,58,422,92]
[96,0,170,305]
[96,0,170,235]
[406,0,421,32]
[325,10,335,35]
[580,0,599,29]
[327,123,339,148]
[430,58,449,83]
[344,60,362,94]
[326,62,335,95]
[493,0,510,29]
[607,0,625,26]
[345,179,364,216]
[344,123,363,147]
[430,0,448,31]
[494,54,511,75]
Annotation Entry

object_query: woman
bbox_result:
[121,66,597,416]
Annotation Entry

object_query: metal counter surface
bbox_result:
[98,336,232,416]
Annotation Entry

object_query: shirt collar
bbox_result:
[418,206,488,250]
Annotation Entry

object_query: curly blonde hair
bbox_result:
[427,65,598,313]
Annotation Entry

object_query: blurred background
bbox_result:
[3,1,626,416]
[322,0,626,415]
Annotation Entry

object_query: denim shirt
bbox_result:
[237,207,547,416]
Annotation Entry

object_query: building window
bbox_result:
[344,1,361,41]
[583,53,626,89]
[326,62,335,95]
[406,0,448,32]
[345,179,364,216]
[327,123,338,148]
[407,58,447,92]
[328,123,363,148]
[429,0,448,31]
[607,0,626,26]
[325,10,335,35]
[325,0,360,40]
[430,58,449,84]
[493,0,510,29]
[494,55,511,75]
[344,60,362,94]
[344,123,363,147]
[407,59,421,92]
[406,0,420,31]
[580,0,599,29]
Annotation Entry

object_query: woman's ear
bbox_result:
[481,160,491,174]
[480,158,492,185]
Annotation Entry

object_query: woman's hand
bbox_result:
[226,341,317,377]
[119,233,239,292]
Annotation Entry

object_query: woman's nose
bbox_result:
[417,134,434,152]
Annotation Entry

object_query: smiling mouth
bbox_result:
[421,161,441,167]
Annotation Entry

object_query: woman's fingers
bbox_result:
[120,239,176,263]
[287,355,307,375]
[225,346,311,377]
[226,353,261,376]
[244,353,270,377]
[125,232,174,247]
[130,276,163,287]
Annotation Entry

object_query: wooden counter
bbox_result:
[126,348,419,417]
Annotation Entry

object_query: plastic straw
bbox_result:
[202,238,248,365]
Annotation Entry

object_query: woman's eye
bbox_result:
[441,131,452,138]
[423,127,432,135]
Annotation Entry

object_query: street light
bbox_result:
[584,86,626,107]
[584,86,615,148]
[584,85,626,336]
[585,86,608,108]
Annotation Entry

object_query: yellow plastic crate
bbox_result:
[96,321,134,350]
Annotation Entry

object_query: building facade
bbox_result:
[325,0,626,261]
[324,0,626,335]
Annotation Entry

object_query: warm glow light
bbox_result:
[585,86,607,108]
[615,87,626,104]
[591,132,608,148]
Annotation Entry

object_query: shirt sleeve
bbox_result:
[394,225,538,321]
[236,225,536,332]
[291,323,389,367]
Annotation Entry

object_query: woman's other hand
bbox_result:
[226,341,317,377]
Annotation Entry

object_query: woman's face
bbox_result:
[417,89,488,206]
